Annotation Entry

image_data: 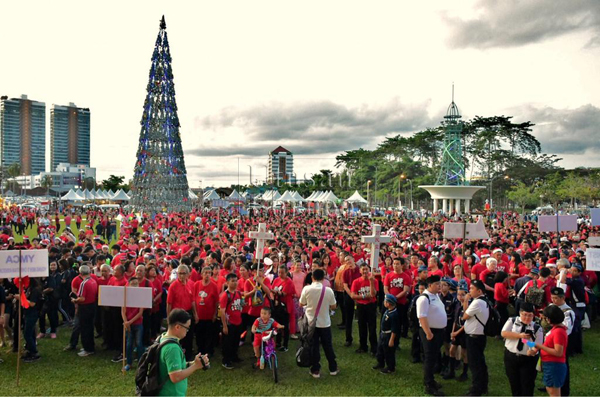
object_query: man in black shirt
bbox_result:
[15,278,42,362]
[561,263,586,355]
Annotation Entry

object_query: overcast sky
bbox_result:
[1,0,599,187]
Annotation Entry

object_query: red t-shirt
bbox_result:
[71,275,83,294]
[471,263,486,281]
[78,277,98,305]
[193,280,219,321]
[219,290,243,326]
[125,307,143,325]
[150,277,163,313]
[108,276,128,287]
[383,271,411,305]
[343,266,360,289]
[494,282,510,304]
[351,277,379,305]
[427,269,444,277]
[271,276,295,313]
[541,325,568,363]
[167,280,194,311]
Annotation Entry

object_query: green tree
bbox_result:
[101,175,125,191]
[507,181,539,213]
[40,175,53,195]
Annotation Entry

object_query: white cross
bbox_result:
[361,224,391,272]
[249,223,274,264]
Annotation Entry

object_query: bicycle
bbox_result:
[259,330,279,383]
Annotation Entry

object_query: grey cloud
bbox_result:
[513,104,600,154]
[443,0,600,49]
[189,98,433,157]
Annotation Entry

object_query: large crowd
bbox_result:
[0,206,597,396]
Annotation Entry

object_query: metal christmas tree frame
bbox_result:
[435,86,467,186]
[130,16,192,213]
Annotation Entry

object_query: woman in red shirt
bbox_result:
[493,271,511,327]
[529,305,568,396]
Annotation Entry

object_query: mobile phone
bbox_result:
[69,292,77,300]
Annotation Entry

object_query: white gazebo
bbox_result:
[419,185,484,214]
[345,190,368,205]
[204,190,220,201]
[111,189,131,201]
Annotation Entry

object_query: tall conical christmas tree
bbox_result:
[130,16,192,213]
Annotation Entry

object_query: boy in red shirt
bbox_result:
[120,278,144,371]
[251,307,284,369]
[220,273,245,369]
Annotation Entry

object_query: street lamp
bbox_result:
[400,174,413,210]
[367,180,372,208]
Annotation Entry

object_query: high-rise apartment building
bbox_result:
[50,103,90,171]
[0,95,46,175]
[267,146,294,184]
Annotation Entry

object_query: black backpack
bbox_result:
[408,294,429,331]
[135,337,178,396]
[474,297,502,337]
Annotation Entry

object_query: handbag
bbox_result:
[296,286,326,367]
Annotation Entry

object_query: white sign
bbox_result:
[0,249,49,278]
[98,285,153,309]
[212,199,229,208]
[249,223,274,262]
[585,248,600,271]
[443,219,490,240]
[591,209,600,227]
[361,224,391,272]
[588,237,600,247]
[538,215,578,232]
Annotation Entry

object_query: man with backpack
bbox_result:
[462,280,490,396]
[136,309,209,396]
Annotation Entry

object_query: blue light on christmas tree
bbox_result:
[130,16,192,213]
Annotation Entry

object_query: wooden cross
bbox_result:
[249,223,274,264]
[361,224,391,272]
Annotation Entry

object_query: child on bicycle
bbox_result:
[251,307,284,369]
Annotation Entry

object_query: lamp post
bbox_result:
[367,180,372,208]
[373,166,379,208]
[400,174,413,210]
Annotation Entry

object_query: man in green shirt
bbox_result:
[158,309,209,396]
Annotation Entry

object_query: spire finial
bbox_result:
[160,15,166,30]
[452,82,455,103]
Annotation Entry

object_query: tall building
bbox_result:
[267,146,294,184]
[0,94,46,175]
[50,103,90,171]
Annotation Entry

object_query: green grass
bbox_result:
[1,314,599,396]
[10,217,121,245]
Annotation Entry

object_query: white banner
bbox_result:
[591,208,600,227]
[0,249,49,278]
[585,248,600,272]
[538,215,578,232]
[98,285,153,308]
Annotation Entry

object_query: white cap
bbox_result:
[492,248,503,254]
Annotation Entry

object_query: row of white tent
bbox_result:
[200,188,368,205]
[61,188,130,201]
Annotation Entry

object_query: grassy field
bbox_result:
[1,313,599,396]
[9,217,121,245]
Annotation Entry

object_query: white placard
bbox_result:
[591,209,600,227]
[361,224,391,272]
[443,219,490,240]
[98,285,153,308]
[0,249,49,278]
[588,237,600,247]
[212,199,229,208]
[585,248,600,271]
[538,215,578,232]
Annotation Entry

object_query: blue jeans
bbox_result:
[126,324,145,365]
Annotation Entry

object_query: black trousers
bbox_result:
[310,326,337,374]
[94,303,103,336]
[504,349,537,396]
[142,310,151,346]
[195,319,217,355]
[356,303,377,353]
[39,298,59,333]
[222,323,242,365]
[496,302,509,331]
[411,328,423,361]
[107,307,123,351]
[150,311,162,339]
[180,311,195,361]
[274,310,290,349]
[466,335,488,394]
[561,351,571,396]
[71,304,96,352]
[376,332,396,370]
[343,293,355,343]
[420,328,444,387]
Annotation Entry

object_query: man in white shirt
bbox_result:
[300,269,338,379]
[462,279,490,396]
[416,275,447,396]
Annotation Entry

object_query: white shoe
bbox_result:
[309,371,320,378]
[78,350,95,357]
[330,370,340,376]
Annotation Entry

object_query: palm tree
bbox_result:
[41,175,53,195]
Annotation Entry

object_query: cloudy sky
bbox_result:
[1,0,599,187]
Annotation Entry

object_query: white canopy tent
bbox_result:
[61,189,85,201]
[188,190,198,200]
[228,190,246,202]
[277,190,296,202]
[318,191,339,203]
[204,190,220,201]
[291,191,305,202]
[346,190,368,204]
[111,189,131,201]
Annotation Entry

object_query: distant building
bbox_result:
[51,103,90,170]
[0,94,46,174]
[267,146,295,184]
[9,163,96,194]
